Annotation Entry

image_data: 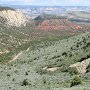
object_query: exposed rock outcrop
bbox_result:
[43,66,60,72]
[0,9,28,27]
[69,58,90,75]
[0,50,9,55]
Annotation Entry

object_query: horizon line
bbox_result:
[1,4,90,7]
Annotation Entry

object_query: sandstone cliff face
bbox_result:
[0,10,27,27]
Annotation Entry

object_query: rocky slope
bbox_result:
[0,7,28,27]
[70,58,90,75]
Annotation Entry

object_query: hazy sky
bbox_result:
[1,0,90,6]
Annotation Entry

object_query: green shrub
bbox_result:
[21,79,29,86]
[86,64,90,73]
[12,78,15,81]
[25,72,28,75]
[68,67,78,75]
[60,66,68,72]
[7,74,10,77]
[70,76,82,87]
[62,52,67,57]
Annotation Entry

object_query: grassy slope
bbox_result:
[0,32,90,90]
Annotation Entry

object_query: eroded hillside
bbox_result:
[0,7,28,27]
[39,19,82,31]
[34,14,88,35]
